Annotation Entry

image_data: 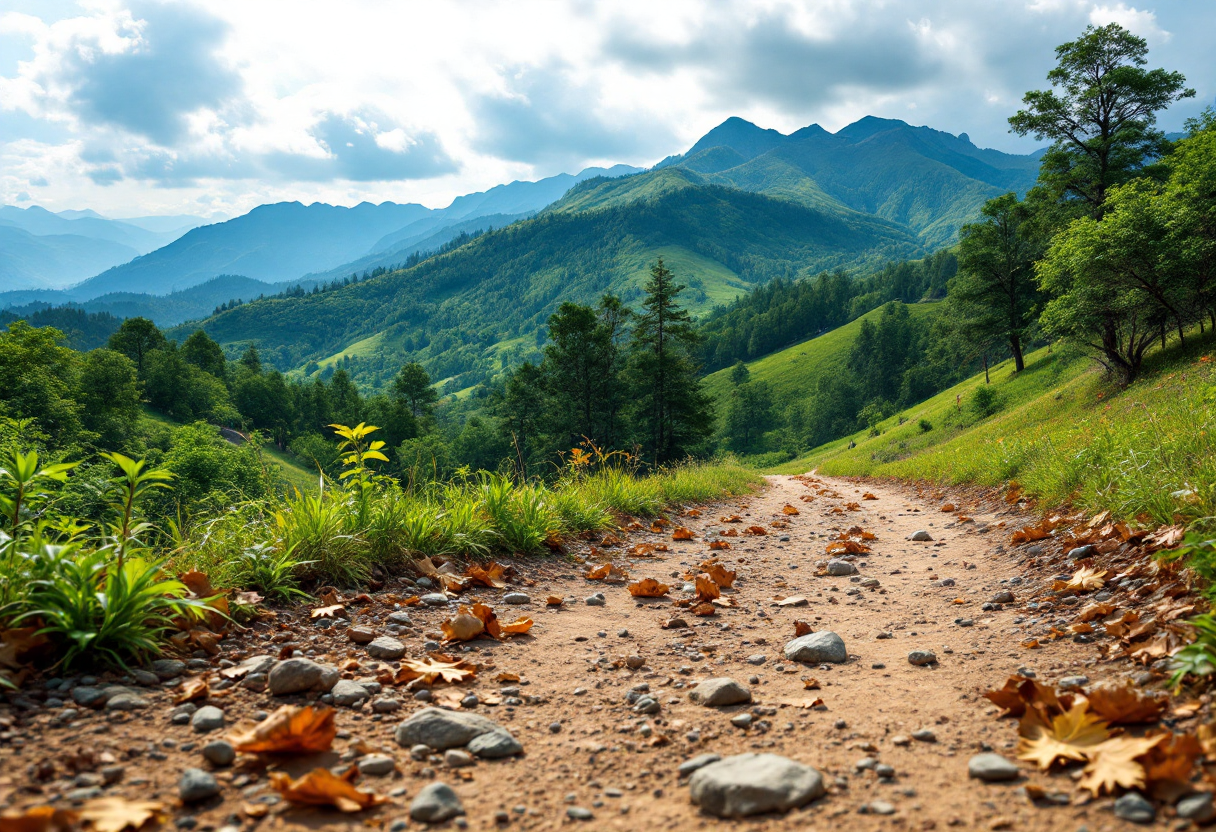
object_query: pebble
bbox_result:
[688,677,752,707]
[150,659,186,680]
[863,800,895,815]
[444,749,474,768]
[421,593,449,606]
[567,807,593,820]
[730,713,754,728]
[1068,544,1098,560]
[826,559,858,576]
[372,697,402,713]
[1113,792,1155,824]
[410,783,464,823]
[106,692,148,711]
[907,650,937,666]
[132,670,160,686]
[968,753,1019,782]
[267,658,339,695]
[784,631,847,664]
[179,769,220,803]
[358,755,396,776]
[912,729,936,742]
[366,636,406,660]
[746,655,765,665]
[585,593,606,606]
[503,592,530,605]
[201,741,235,767]
[908,530,933,542]
[1176,792,1215,823]
[332,679,371,707]
[348,626,376,644]
[678,754,721,777]
[990,591,1014,604]
[190,706,225,733]
[688,753,825,818]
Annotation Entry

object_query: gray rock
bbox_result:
[357,755,396,777]
[410,783,464,823]
[467,730,523,759]
[688,753,825,818]
[71,687,108,708]
[730,713,753,728]
[826,559,858,576]
[585,593,606,606]
[132,669,160,686]
[190,706,225,733]
[908,530,933,542]
[444,749,474,768]
[990,591,1015,604]
[387,611,413,625]
[907,650,937,666]
[864,800,896,815]
[372,698,402,714]
[420,593,449,606]
[745,655,766,665]
[784,631,848,664]
[366,636,406,660]
[503,592,530,605]
[232,655,276,676]
[1113,792,1155,824]
[678,754,722,778]
[201,741,235,767]
[394,708,521,757]
[968,753,1019,782]
[688,678,752,707]
[1057,675,1089,691]
[179,768,220,803]
[1068,544,1098,560]
[150,659,186,680]
[567,807,593,820]
[105,692,148,711]
[911,729,936,743]
[1177,792,1215,824]
[332,679,370,707]
[267,658,339,696]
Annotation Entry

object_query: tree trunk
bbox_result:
[1010,334,1025,373]
[983,353,990,385]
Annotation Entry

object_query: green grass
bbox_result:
[701,301,942,403]
[260,444,320,494]
[777,331,1216,530]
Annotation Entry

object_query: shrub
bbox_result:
[918,418,934,433]
[970,385,1001,418]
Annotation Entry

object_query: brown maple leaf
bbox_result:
[1077,735,1164,797]
[394,654,477,685]
[1017,702,1109,770]
[230,705,337,754]
[627,579,670,598]
[269,766,388,812]
[1084,683,1167,724]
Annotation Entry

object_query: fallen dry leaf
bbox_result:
[940,503,956,512]
[310,604,347,620]
[231,705,337,754]
[700,560,736,588]
[495,672,520,683]
[395,655,477,685]
[178,570,216,598]
[672,527,694,541]
[441,610,485,642]
[584,563,627,582]
[627,579,670,598]
[862,493,877,500]
[775,596,808,607]
[708,540,730,551]
[546,596,564,606]
[1017,703,1109,770]
[1084,684,1167,725]
[782,504,799,516]
[743,525,767,536]
[464,562,507,589]
[794,620,813,637]
[1077,602,1116,622]
[499,616,533,636]
[694,574,720,602]
[1140,733,1203,801]
[1078,735,1164,797]
[269,766,389,813]
[0,807,79,832]
[78,799,166,832]
[1053,566,1107,593]
[173,678,209,705]
[690,602,717,616]
[803,677,820,690]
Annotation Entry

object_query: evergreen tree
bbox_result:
[391,362,439,420]
[627,259,714,464]
[107,317,166,374]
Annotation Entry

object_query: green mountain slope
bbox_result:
[177,184,924,388]
[701,301,943,405]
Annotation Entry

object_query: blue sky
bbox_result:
[1,0,1212,218]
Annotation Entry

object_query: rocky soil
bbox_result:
[0,474,1203,830]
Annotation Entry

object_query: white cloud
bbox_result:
[1090,4,1170,42]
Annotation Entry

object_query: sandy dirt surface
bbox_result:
[0,475,1189,831]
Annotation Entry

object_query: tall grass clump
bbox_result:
[656,459,764,504]
[274,488,370,586]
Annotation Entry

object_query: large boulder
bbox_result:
[688,753,825,817]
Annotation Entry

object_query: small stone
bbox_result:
[132,670,160,686]
[179,769,220,803]
[865,800,896,815]
[387,611,413,625]
[567,807,593,820]
[348,626,376,644]
[410,783,464,823]
[373,697,402,713]
[784,631,847,664]
[585,594,606,607]
[908,530,933,542]
[395,708,522,758]
[358,755,396,776]
[688,678,752,707]
[1057,675,1089,691]
[874,764,895,779]
[201,741,235,767]
[190,706,224,733]
[746,655,765,665]
[1113,792,1155,824]
[1176,792,1215,823]
[911,729,936,743]
[106,693,148,712]
[366,637,406,661]
[150,659,186,680]
[460,694,479,709]
[730,713,753,728]
[421,593,449,606]
[679,754,721,777]
[907,650,937,666]
[990,591,1015,604]
[625,655,645,669]
[1068,545,1098,560]
[467,731,523,758]
[332,679,371,707]
[826,559,858,576]
[968,753,1020,782]
[410,744,431,761]
[503,593,530,605]
[267,658,339,695]
[444,749,474,768]
[688,753,825,818]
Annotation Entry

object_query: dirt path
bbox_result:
[1,475,1149,831]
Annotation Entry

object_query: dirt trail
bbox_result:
[2,475,1138,831]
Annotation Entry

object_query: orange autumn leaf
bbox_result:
[1053,567,1107,593]
[0,806,79,832]
[694,574,720,602]
[402,595,422,606]
[231,705,337,754]
[844,502,861,511]
[269,766,389,813]
[721,514,742,523]
[743,526,767,536]
[940,503,956,512]
[686,509,701,517]
[78,799,167,832]
[782,504,799,516]
[1077,735,1164,797]
[672,527,694,541]
[173,678,209,705]
[720,528,738,537]
[1017,703,1110,770]
[441,609,486,642]
[700,560,736,588]
[627,579,670,598]
[825,539,869,556]
[178,570,216,598]
[495,672,520,683]
[395,654,477,685]
[499,616,533,636]
[690,602,717,616]
[464,562,507,589]
[546,595,564,606]
[708,540,731,551]
[310,604,347,620]
[862,493,877,500]
[584,563,627,582]
[1084,684,1167,725]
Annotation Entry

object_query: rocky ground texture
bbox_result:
[0,474,1208,831]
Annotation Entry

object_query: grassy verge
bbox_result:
[776,332,1216,530]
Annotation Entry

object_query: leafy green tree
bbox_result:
[391,363,439,420]
[729,360,750,386]
[0,322,83,445]
[723,378,774,453]
[231,369,295,446]
[107,317,166,374]
[626,259,714,464]
[144,346,236,424]
[78,348,140,450]
[181,330,227,380]
[1009,23,1193,216]
[239,344,261,373]
[452,416,509,473]
[950,194,1043,372]
[540,302,619,449]
[327,369,363,427]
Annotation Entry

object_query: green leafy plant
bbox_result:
[230,542,312,604]
[99,452,173,563]
[1169,614,1216,690]
[274,487,369,586]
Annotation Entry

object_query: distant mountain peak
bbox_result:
[685,117,788,162]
